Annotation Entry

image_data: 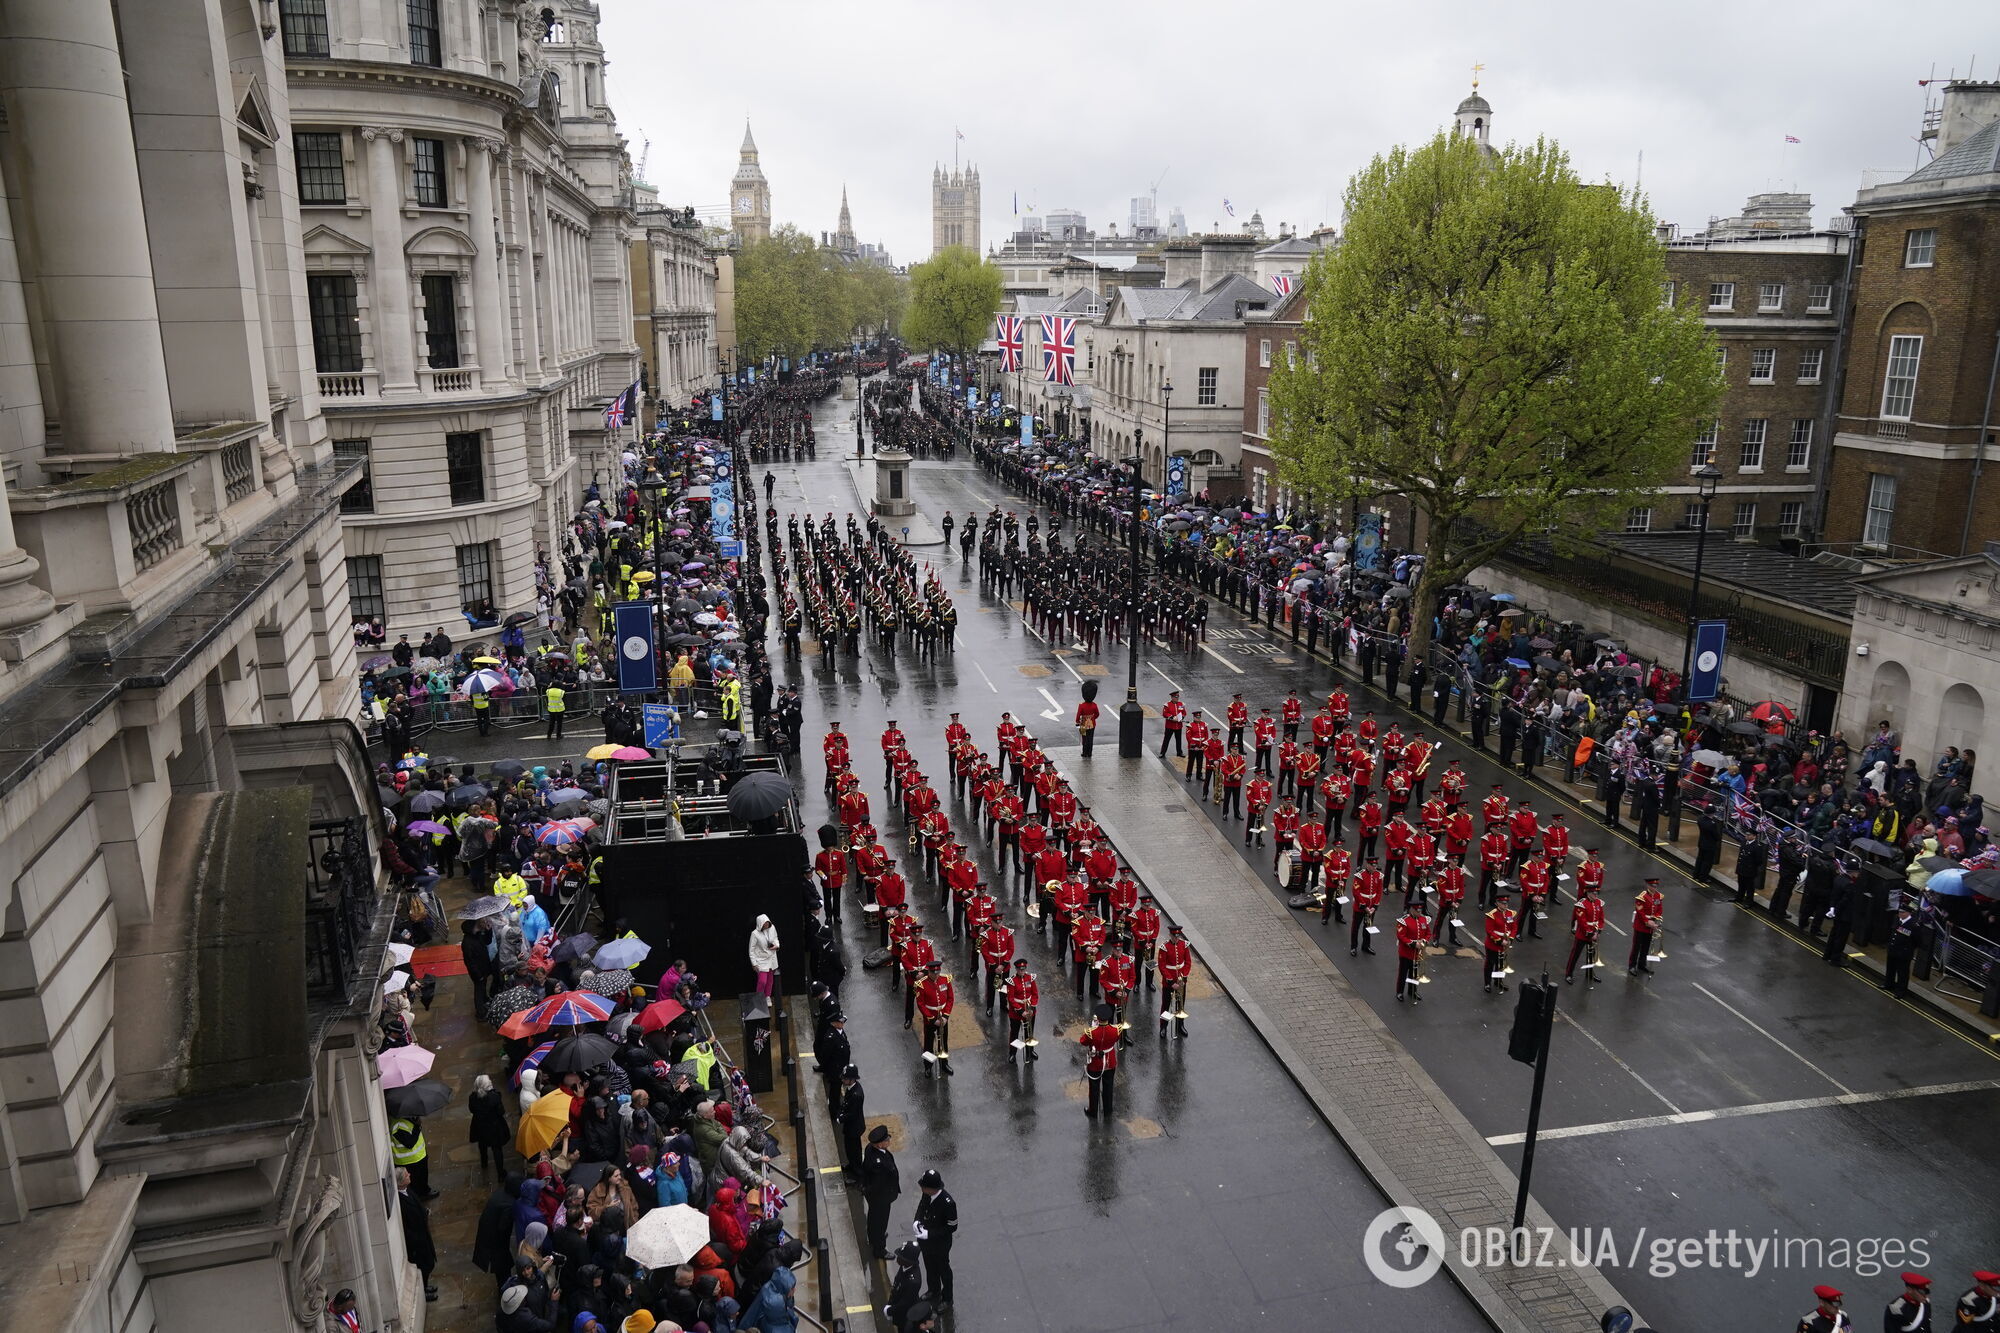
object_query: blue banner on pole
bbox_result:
[710,451,735,541]
[1165,455,1189,497]
[613,602,657,694]
[711,395,723,422]
[1353,513,1384,572]
[642,703,681,748]
[1688,620,1729,702]
[1020,412,1033,446]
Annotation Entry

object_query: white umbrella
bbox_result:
[1689,749,1730,769]
[624,1203,714,1270]
[387,942,416,967]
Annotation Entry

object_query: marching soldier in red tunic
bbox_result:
[814,843,848,914]
[1629,879,1665,976]
[1327,686,1351,730]
[1217,744,1249,819]
[1128,894,1163,978]
[1106,870,1140,936]
[1159,690,1187,757]
[1296,817,1327,891]
[1541,810,1571,867]
[1274,739,1300,799]
[880,720,905,782]
[1293,746,1323,814]
[1051,874,1088,966]
[1245,773,1274,848]
[1518,854,1552,939]
[915,964,955,1076]
[965,883,999,963]
[1253,707,1278,773]
[1356,795,1386,863]
[1565,883,1606,985]
[1157,926,1193,1038]
[1509,800,1540,873]
[1319,842,1352,926]
[1433,861,1468,947]
[1384,811,1414,893]
[1395,904,1429,1002]
[1311,705,1337,761]
[1098,943,1138,1043]
[1483,894,1519,994]
[872,856,908,948]
[1350,860,1384,956]
[1405,733,1434,802]
[1272,797,1302,873]
[1004,958,1039,1061]
[899,924,937,1024]
[1017,817,1050,884]
[1184,712,1211,784]
[1079,1002,1122,1117]
[1070,907,1108,997]
[1479,826,1512,908]
[977,916,1013,1009]
[1439,759,1468,808]
[1281,689,1303,742]
[992,789,1024,871]
[1319,767,1351,842]
[1225,693,1249,748]
[1445,803,1474,864]
[1481,785,1510,833]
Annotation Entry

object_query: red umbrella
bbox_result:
[636,997,688,1032]
[1747,700,1794,728]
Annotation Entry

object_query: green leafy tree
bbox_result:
[1269,131,1721,661]
[902,246,1003,361]
[735,226,822,361]
[851,264,910,342]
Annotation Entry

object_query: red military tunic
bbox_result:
[1320,770,1351,811]
[1084,846,1118,885]
[1518,858,1551,903]
[1253,714,1278,749]
[1437,863,1468,909]
[1107,875,1139,921]
[1078,1021,1120,1074]
[1485,905,1519,950]
[1296,820,1327,866]
[1294,749,1323,791]
[1219,753,1247,789]
[814,848,847,895]
[1033,848,1069,891]
[1004,971,1040,1019]
[1509,807,1540,854]
[1571,894,1606,940]
[1162,697,1187,732]
[1157,938,1194,985]
[979,922,1015,973]
[1185,717,1211,752]
[1441,764,1467,803]
[880,726,905,757]
[1017,820,1049,860]
[1272,805,1302,846]
[966,891,1000,934]
[1052,877,1089,925]
[1384,817,1413,867]
[1282,696,1303,727]
[1396,912,1429,959]
[915,972,954,1022]
[1071,912,1108,959]
[1447,810,1475,859]
[1480,829,1512,872]
[1633,890,1664,935]
[1327,689,1351,724]
[1227,699,1249,732]
[1324,845,1353,887]
[898,933,936,975]
[1577,858,1606,893]
[1129,905,1162,948]
[1482,791,1510,829]
[1357,800,1386,839]
[1098,951,1137,1000]
[1542,819,1571,864]
[874,869,909,913]
[1246,777,1274,814]
[1311,712,1336,747]
[1353,867,1385,913]
[838,788,870,830]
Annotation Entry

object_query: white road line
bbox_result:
[1036,686,1065,721]
[1485,1078,2000,1146]
[1556,1010,1684,1115]
[1199,641,1246,675]
[1148,662,1185,694]
[1691,982,1855,1095]
[1052,652,1084,683]
[970,659,998,693]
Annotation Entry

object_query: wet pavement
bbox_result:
[759,392,2000,1332]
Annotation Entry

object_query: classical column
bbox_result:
[361,127,418,394]
[0,0,175,453]
[464,138,508,390]
[0,194,55,630]
[513,162,544,383]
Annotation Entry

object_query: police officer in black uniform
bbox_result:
[913,1168,958,1309]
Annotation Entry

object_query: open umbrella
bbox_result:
[1964,868,2000,897]
[516,1089,574,1157]
[1688,749,1730,768]
[547,786,589,803]
[1850,838,1901,860]
[518,990,616,1029]
[1534,656,1565,672]
[1383,585,1412,601]
[536,819,592,847]
[596,937,652,970]
[1529,637,1556,650]
[1504,657,1531,670]
[464,668,511,694]
[376,1045,435,1089]
[512,1040,556,1089]
[540,1032,620,1075]
[383,1077,452,1118]
[580,967,634,998]
[636,996,685,1032]
[625,1203,715,1270]
[505,611,536,628]
[1726,720,1765,737]
[586,743,624,760]
[376,784,401,806]
[550,932,601,964]
[407,819,448,837]
[611,746,650,761]
[362,654,392,671]
[485,983,542,1027]
[447,783,491,808]
[726,771,794,821]
[1926,868,1972,897]
[457,894,508,921]
[1919,856,1962,873]
[1747,700,1795,726]
[1489,592,1517,602]
[472,656,502,666]
[410,790,447,813]
[492,759,528,780]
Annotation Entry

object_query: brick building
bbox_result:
[1822,81,2000,556]
[1657,207,1849,545]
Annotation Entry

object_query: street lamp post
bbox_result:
[1119,445,1146,758]
[1677,463,1725,700]
[1161,378,1174,494]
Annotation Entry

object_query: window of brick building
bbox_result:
[1797,348,1823,383]
[1684,503,1707,530]
[1690,419,1718,467]
[1662,280,1677,308]
[1880,335,1922,419]
[1758,283,1784,312]
[1256,388,1269,436]
[1258,339,1271,369]
[346,555,384,621]
[1903,228,1935,268]
[1779,501,1804,535]
[1624,507,1652,533]
[1732,501,1757,536]
[1807,282,1833,313]
[1739,418,1767,469]
[1708,282,1735,311]
[1863,474,1897,545]
[1787,420,1813,470]
[1749,348,1775,383]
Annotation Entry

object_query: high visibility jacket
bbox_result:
[390,1118,426,1165]
[545,686,566,714]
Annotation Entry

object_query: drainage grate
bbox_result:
[1162,803,1186,813]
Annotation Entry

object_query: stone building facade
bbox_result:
[1822,81,2000,558]
[1659,216,1849,544]
[286,0,640,634]
[0,1,409,1331]
[932,163,981,255]
[1840,552,2000,769]
[630,196,719,420]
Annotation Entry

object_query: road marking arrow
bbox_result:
[1037,686,1064,720]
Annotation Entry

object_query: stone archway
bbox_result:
[1937,681,1985,758]
[1865,660,1911,734]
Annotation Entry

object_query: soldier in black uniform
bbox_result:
[837,1064,865,1179]
[859,1125,900,1260]
[1957,1270,2000,1332]
[940,512,955,551]
[813,1012,850,1126]
[1633,773,1663,849]
[913,1168,958,1309]
[1794,1283,1850,1332]
[1883,904,1920,997]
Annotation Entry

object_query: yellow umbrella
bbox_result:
[586,743,623,760]
[633,570,658,583]
[473,655,501,665]
[516,1089,572,1158]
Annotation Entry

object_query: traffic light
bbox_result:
[1508,980,1550,1065]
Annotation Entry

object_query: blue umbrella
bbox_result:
[547,786,590,803]
[1490,592,1517,602]
[1925,868,1972,897]
[1505,657,1532,670]
[594,937,652,970]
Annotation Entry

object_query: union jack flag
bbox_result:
[996,315,1023,373]
[602,381,636,430]
[1040,315,1076,386]
[1270,274,1296,297]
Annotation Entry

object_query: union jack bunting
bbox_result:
[996,315,1024,373]
[1039,315,1076,386]
[1270,273,1296,297]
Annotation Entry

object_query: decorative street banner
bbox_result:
[710,449,735,542]
[711,394,724,422]
[613,601,657,694]
[1688,619,1729,702]
[1166,455,1189,497]
[1020,412,1033,446]
[967,385,977,412]
[1353,513,1384,571]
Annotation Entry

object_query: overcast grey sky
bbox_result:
[598,0,1991,266]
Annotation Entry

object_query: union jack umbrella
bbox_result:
[516,989,615,1031]
[996,315,1023,373]
[1040,315,1076,386]
[1270,273,1296,297]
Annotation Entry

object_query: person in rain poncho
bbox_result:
[748,915,780,997]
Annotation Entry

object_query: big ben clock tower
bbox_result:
[730,122,771,244]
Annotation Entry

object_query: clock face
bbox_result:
[735,195,752,214]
